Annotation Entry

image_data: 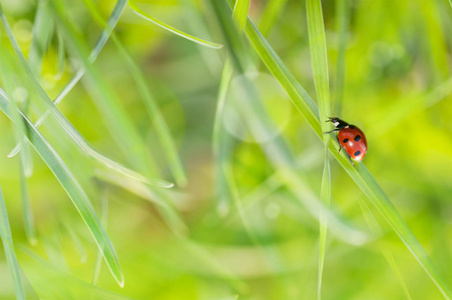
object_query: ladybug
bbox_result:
[325,117,367,162]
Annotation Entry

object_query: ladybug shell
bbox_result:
[338,125,367,162]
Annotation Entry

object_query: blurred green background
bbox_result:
[0,0,451,299]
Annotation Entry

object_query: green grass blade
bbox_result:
[92,190,108,285]
[317,152,330,299]
[128,1,223,49]
[333,0,349,115]
[28,0,54,76]
[259,0,288,36]
[359,198,413,300]
[232,0,250,31]
[19,161,38,245]
[238,10,452,298]
[213,61,234,214]
[0,187,26,300]
[82,0,187,187]
[0,91,124,287]
[306,0,331,297]
[55,24,65,79]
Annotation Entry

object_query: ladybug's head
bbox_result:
[326,117,349,129]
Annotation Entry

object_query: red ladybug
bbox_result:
[325,117,367,162]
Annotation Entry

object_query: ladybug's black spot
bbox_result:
[354,150,361,156]
[354,135,361,142]
[343,138,349,143]
[349,125,356,129]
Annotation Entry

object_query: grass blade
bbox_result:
[19,161,38,245]
[0,187,26,300]
[232,0,250,31]
[306,0,332,297]
[128,1,223,49]
[333,0,349,115]
[82,0,187,187]
[0,90,124,287]
[237,6,452,298]
[28,0,54,76]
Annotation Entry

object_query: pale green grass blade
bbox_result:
[92,190,108,285]
[237,9,452,298]
[19,161,38,245]
[0,50,37,246]
[82,0,187,186]
[55,24,65,79]
[0,91,124,287]
[28,0,54,76]
[212,0,248,212]
[0,187,26,300]
[259,0,288,36]
[359,198,413,300]
[0,49,33,178]
[333,0,349,115]
[232,0,250,31]
[213,61,234,214]
[306,0,331,297]
[128,1,223,49]
[317,153,330,299]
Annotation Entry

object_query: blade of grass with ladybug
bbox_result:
[214,0,451,298]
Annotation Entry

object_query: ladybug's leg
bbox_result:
[323,128,341,134]
[338,146,342,154]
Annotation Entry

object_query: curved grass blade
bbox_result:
[235,6,452,298]
[0,91,124,287]
[306,0,332,297]
[82,0,187,187]
[128,1,223,49]
[0,187,26,300]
